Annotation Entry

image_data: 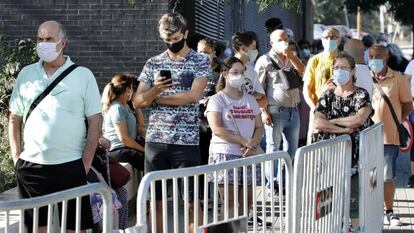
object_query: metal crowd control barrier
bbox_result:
[358,123,384,233]
[292,135,352,233]
[125,152,293,233]
[0,183,114,233]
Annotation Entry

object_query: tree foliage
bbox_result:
[345,0,414,29]
[251,0,302,12]
[345,0,414,57]
[128,0,303,12]
[387,1,414,29]
[344,0,386,14]
[314,0,346,25]
[0,34,37,193]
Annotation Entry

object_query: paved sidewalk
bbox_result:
[1,151,414,232]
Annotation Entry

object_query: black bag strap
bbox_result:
[372,78,401,130]
[266,53,281,70]
[25,64,78,123]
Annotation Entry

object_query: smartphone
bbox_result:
[160,70,172,84]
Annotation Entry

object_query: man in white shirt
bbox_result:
[232,32,266,108]
[404,59,414,187]
[9,21,101,231]
[344,39,373,99]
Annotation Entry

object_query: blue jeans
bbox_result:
[384,145,399,182]
[264,105,300,187]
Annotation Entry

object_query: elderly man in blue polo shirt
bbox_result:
[8,21,102,232]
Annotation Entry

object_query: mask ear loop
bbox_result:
[55,39,64,54]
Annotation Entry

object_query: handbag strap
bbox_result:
[372,78,401,130]
[25,64,78,123]
[266,53,281,70]
[218,92,242,136]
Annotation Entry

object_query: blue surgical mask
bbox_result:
[322,39,338,53]
[301,48,311,57]
[333,69,351,85]
[368,59,384,73]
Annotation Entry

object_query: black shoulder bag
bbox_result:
[266,53,303,90]
[24,64,78,123]
[373,78,410,148]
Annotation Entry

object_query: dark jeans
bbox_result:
[107,147,144,171]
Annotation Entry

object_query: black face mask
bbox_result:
[166,37,186,53]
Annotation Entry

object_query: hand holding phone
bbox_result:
[160,70,172,84]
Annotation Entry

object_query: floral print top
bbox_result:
[312,87,373,166]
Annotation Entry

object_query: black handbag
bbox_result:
[266,53,303,90]
[373,79,410,148]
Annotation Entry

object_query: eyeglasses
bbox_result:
[333,66,351,70]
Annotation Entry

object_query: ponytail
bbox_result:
[102,74,134,112]
[102,83,117,112]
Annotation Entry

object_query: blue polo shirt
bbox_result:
[9,56,102,164]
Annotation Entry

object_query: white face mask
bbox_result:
[227,74,244,89]
[274,40,289,53]
[36,40,62,62]
[206,54,213,62]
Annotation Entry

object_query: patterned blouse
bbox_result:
[312,87,373,166]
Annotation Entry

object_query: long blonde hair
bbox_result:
[102,74,133,112]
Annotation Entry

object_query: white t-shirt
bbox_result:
[355,64,373,99]
[205,91,261,155]
[404,60,414,97]
[243,64,265,95]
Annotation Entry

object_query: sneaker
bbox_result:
[384,212,402,226]
[407,175,414,188]
[247,216,272,227]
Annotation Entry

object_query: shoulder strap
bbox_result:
[25,64,78,123]
[372,78,401,130]
[266,53,281,70]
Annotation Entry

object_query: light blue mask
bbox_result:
[333,69,351,85]
[322,39,338,52]
[301,48,311,57]
[369,59,384,73]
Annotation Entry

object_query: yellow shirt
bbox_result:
[304,51,337,105]
[371,68,412,145]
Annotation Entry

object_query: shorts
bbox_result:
[208,153,261,186]
[145,142,201,200]
[15,158,93,230]
[384,145,399,182]
[350,174,359,219]
[108,147,145,171]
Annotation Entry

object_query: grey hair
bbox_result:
[57,22,67,40]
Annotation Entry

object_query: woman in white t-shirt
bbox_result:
[205,57,264,220]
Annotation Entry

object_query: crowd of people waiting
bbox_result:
[7,11,414,233]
